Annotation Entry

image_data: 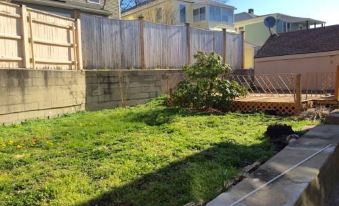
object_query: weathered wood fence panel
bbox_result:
[81,14,140,69]
[0,1,81,70]
[0,2,23,68]
[226,32,243,70]
[81,15,243,70]
[144,22,187,68]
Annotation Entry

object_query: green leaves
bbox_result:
[172,52,247,111]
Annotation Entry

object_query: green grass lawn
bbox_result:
[0,98,315,206]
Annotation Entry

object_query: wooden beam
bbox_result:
[139,16,145,69]
[0,11,20,18]
[35,59,75,64]
[0,57,22,61]
[21,5,30,68]
[335,66,339,101]
[71,25,78,69]
[0,33,21,40]
[27,8,74,21]
[31,18,72,29]
[295,74,302,111]
[186,23,191,65]
[75,18,83,70]
[28,13,36,69]
[222,28,227,64]
[33,39,73,47]
[242,31,246,69]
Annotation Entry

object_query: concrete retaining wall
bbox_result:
[0,69,86,124]
[0,69,184,124]
[85,70,184,111]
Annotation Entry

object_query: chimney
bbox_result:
[248,9,254,14]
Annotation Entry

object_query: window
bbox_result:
[287,23,291,31]
[209,6,232,23]
[87,0,100,4]
[179,4,186,23]
[282,22,287,32]
[193,7,206,22]
[155,8,163,23]
[209,6,221,21]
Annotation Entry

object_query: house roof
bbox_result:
[234,12,257,22]
[255,25,339,58]
[12,0,112,15]
[235,12,324,25]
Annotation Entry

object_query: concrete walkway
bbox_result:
[207,111,339,206]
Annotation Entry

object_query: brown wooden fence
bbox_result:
[0,1,82,70]
[81,14,244,70]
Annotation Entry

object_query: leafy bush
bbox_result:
[171,52,247,111]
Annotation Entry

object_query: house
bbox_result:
[10,0,121,19]
[121,0,236,31]
[235,9,325,47]
[254,25,339,75]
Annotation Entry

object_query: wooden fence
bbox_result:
[0,1,82,70]
[81,14,244,70]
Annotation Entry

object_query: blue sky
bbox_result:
[228,0,339,25]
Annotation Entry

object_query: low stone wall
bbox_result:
[0,69,184,124]
[85,69,184,111]
[0,69,85,124]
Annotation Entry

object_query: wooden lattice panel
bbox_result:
[230,101,300,115]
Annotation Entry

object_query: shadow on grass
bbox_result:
[75,141,272,206]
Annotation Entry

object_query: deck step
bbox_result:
[325,110,339,125]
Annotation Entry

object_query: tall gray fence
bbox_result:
[81,14,243,70]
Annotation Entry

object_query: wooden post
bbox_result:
[28,13,36,69]
[222,28,227,64]
[241,31,245,69]
[139,16,145,69]
[295,74,302,110]
[20,5,30,68]
[335,66,339,101]
[185,23,191,65]
[75,19,83,70]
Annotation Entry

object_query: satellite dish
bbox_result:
[264,16,276,36]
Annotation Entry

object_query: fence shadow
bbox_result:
[75,141,271,206]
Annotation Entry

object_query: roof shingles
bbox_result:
[255,25,339,58]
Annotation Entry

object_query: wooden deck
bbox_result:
[230,95,337,115]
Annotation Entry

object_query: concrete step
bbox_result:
[325,109,339,125]
[206,124,339,206]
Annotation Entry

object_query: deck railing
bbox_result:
[230,69,339,105]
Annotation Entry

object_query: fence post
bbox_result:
[335,65,339,101]
[295,74,302,111]
[20,5,30,68]
[185,23,191,65]
[222,28,227,64]
[75,18,83,70]
[139,16,146,69]
[28,13,36,69]
[241,31,245,69]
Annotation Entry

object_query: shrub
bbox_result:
[171,52,247,111]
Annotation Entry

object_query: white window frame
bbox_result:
[193,7,206,22]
